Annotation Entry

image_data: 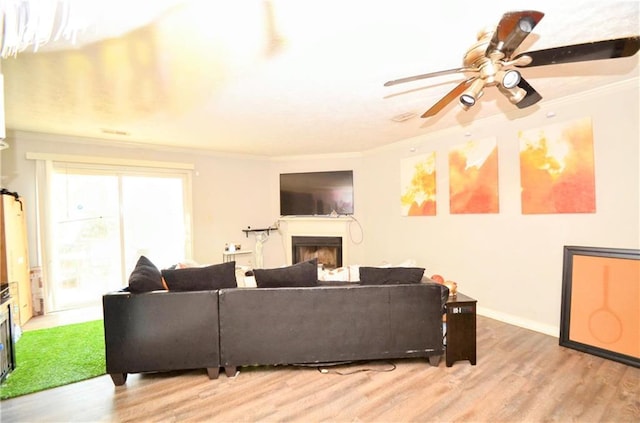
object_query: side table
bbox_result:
[222,250,253,263]
[445,292,477,367]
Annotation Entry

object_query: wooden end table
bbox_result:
[445,292,477,367]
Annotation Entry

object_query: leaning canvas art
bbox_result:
[560,246,640,368]
[519,117,596,214]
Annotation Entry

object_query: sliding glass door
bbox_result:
[47,164,191,312]
[50,171,120,311]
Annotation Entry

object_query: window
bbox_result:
[34,158,192,312]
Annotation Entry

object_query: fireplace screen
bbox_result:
[292,236,342,269]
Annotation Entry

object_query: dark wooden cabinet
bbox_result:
[445,292,477,367]
[0,287,15,382]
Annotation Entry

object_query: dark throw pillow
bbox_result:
[161,261,237,291]
[253,258,318,288]
[359,266,425,285]
[128,256,165,293]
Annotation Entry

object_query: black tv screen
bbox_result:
[280,170,354,216]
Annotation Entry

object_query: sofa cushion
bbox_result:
[128,255,166,293]
[359,266,425,285]
[162,261,237,291]
[318,265,352,282]
[254,258,318,288]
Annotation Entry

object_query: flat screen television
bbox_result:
[280,170,354,216]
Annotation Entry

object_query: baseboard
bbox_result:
[477,306,559,338]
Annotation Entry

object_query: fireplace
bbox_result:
[292,236,342,269]
[279,216,353,267]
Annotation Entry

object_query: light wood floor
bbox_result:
[2,315,639,422]
[20,303,103,331]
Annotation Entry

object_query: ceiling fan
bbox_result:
[384,10,640,118]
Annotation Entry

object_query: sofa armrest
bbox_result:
[430,282,450,312]
[102,290,220,384]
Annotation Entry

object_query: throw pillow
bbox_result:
[253,258,318,288]
[162,261,237,291]
[128,255,166,293]
[318,266,351,282]
[358,266,425,285]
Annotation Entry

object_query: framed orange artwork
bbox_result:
[449,137,499,214]
[560,246,640,368]
[400,152,436,216]
[519,117,596,214]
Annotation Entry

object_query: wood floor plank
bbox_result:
[2,315,639,422]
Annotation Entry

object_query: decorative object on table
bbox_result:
[430,274,457,296]
[241,225,278,267]
[560,246,639,368]
[444,281,458,296]
[254,231,269,268]
[431,274,445,284]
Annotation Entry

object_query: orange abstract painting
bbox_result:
[519,117,595,214]
[400,152,436,216]
[449,138,499,214]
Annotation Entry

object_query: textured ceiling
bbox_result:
[2,0,639,157]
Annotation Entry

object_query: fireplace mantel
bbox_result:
[277,216,353,265]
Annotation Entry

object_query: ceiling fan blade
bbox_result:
[421,78,475,118]
[486,10,544,59]
[514,77,542,109]
[384,67,473,87]
[514,36,640,67]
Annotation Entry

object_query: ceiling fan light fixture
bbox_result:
[518,17,534,33]
[498,85,526,104]
[459,94,474,107]
[499,69,521,89]
[459,79,485,108]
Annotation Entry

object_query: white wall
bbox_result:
[359,79,639,336]
[0,133,370,270]
[0,132,272,267]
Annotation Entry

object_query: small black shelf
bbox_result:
[242,227,278,238]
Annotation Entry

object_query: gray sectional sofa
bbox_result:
[103,282,449,386]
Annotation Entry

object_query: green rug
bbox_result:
[0,319,105,400]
